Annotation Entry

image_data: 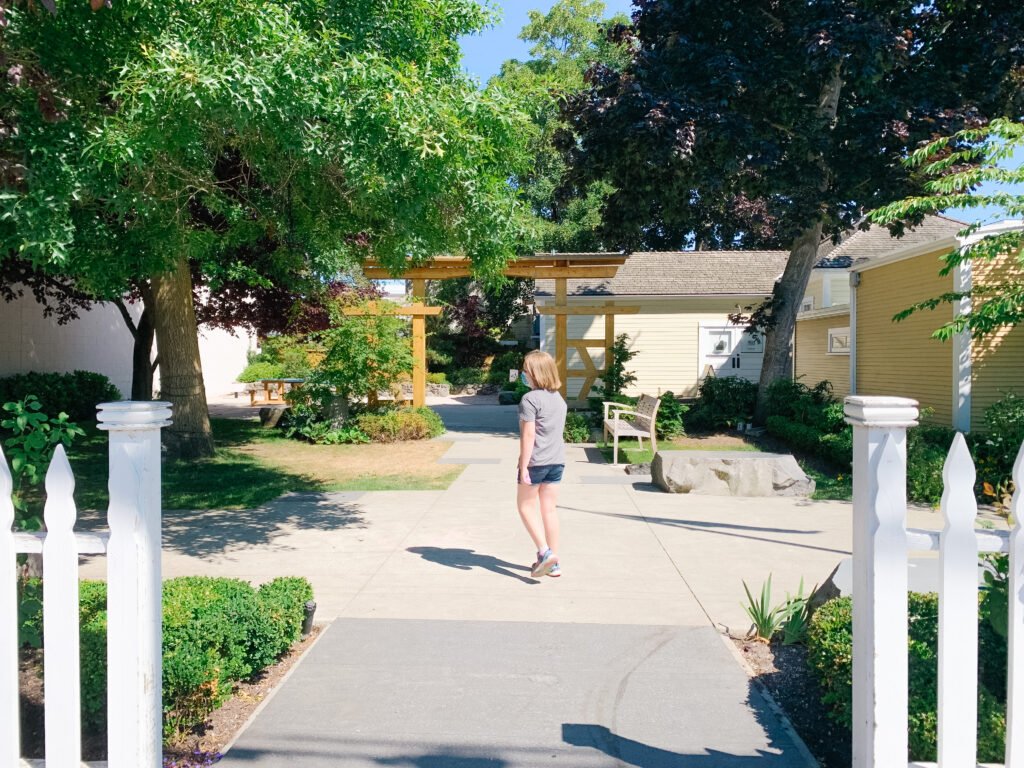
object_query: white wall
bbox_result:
[0,293,255,400]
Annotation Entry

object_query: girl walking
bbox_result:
[516,350,567,578]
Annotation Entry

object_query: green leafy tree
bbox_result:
[492,0,629,253]
[560,0,1024,421]
[1,0,532,457]
[870,118,1024,339]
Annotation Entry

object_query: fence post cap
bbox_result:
[843,396,919,428]
[96,401,173,431]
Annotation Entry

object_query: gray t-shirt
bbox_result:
[518,389,567,466]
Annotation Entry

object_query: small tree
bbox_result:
[870,118,1024,340]
[600,333,638,401]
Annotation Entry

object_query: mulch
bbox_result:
[19,626,322,766]
[735,638,852,768]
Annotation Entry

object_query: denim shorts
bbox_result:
[518,464,564,485]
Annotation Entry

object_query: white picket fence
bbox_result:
[848,396,1024,768]
[1,401,171,768]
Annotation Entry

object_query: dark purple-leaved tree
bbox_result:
[560,0,1024,420]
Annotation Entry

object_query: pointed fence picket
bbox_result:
[1,402,171,768]
[848,396,1024,768]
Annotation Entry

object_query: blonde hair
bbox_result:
[522,350,561,392]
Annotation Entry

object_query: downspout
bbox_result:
[849,271,859,395]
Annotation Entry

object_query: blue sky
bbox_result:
[460,0,634,84]
[456,1,1020,227]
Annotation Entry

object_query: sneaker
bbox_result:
[531,548,558,578]
[547,563,561,578]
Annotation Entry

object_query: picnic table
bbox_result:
[249,378,305,406]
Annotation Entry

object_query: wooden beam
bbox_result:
[411,280,427,408]
[555,278,568,399]
[505,267,618,278]
[341,302,442,317]
[362,268,472,280]
[362,266,617,280]
[536,305,641,316]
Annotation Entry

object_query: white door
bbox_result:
[698,325,764,383]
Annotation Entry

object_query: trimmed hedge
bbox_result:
[0,370,120,422]
[686,376,757,431]
[19,575,314,740]
[355,406,445,442]
[808,595,1006,762]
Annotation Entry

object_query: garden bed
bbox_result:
[735,638,851,768]
[19,626,321,766]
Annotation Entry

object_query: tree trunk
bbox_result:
[753,221,825,423]
[131,303,156,401]
[151,254,214,458]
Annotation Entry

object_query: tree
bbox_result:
[1,0,532,457]
[560,0,1024,420]
[491,0,630,253]
[870,118,1024,339]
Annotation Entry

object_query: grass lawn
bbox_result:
[67,418,462,511]
[804,465,852,501]
[598,433,759,465]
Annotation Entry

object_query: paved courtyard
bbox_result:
[81,399,946,766]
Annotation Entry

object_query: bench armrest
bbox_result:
[609,408,638,421]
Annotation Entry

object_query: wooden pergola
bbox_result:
[359,255,637,407]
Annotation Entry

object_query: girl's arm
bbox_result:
[519,419,535,484]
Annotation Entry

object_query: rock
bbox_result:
[652,450,815,497]
[497,390,520,406]
[625,462,652,476]
[259,405,289,428]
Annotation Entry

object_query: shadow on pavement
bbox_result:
[406,546,540,585]
[564,507,848,557]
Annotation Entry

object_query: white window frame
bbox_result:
[827,326,851,355]
[800,296,815,313]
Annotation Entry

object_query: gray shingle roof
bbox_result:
[814,215,965,269]
[535,251,791,297]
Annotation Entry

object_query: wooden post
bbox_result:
[412,279,427,408]
[605,300,615,386]
[98,401,173,768]
[555,277,568,399]
[844,395,918,768]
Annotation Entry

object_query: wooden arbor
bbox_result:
[360,255,634,407]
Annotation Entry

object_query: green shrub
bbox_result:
[487,350,523,384]
[656,392,689,439]
[79,581,108,731]
[807,594,1006,762]
[237,360,287,383]
[257,577,315,657]
[0,370,120,422]
[427,372,449,385]
[976,392,1024,490]
[355,407,446,442]
[687,376,757,430]
[563,412,591,443]
[17,577,43,648]
[448,367,488,386]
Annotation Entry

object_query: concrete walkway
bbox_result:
[87,400,948,766]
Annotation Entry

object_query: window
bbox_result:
[828,327,851,355]
[800,296,815,312]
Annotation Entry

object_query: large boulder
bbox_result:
[652,450,815,497]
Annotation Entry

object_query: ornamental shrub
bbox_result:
[0,370,120,422]
[448,367,488,386]
[355,407,445,443]
[687,376,757,431]
[807,594,1006,762]
[237,360,287,383]
[563,412,591,443]
[487,350,524,385]
[655,392,689,439]
[257,577,316,658]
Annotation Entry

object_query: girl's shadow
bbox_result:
[406,547,540,585]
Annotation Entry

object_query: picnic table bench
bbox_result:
[248,378,305,406]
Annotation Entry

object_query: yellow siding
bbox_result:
[795,315,851,398]
[540,297,752,399]
[856,249,954,425]
[802,273,825,311]
[971,254,1024,429]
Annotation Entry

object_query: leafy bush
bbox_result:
[257,577,316,658]
[976,392,1024,491]
[237,360,287,383]
[487,349,524,384]
[656,392,689,439]
[448,367,488,386]
[563,412,591,443]
[2,395,86,528]
[600,334,638,400]
[687,376,758,431]
[355,407,446,442]
[0,370,120,422]
[427,372,449,385]
[807,594,1007,762]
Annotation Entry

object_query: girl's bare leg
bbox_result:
[517,483,545,552]
[538,482,560,556]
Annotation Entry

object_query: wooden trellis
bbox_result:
[360,255,632,407]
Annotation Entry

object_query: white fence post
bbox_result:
[0,447,19,768]
[845,395,918,768]
[97,401,172,768]
[938,434,979,766]
[42,446,83,767]
[1007,441,1024,768]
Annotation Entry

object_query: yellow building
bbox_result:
[795,218,1024,431]
[534,251,790,399]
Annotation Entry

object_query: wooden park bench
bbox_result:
[603,394,661,465]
